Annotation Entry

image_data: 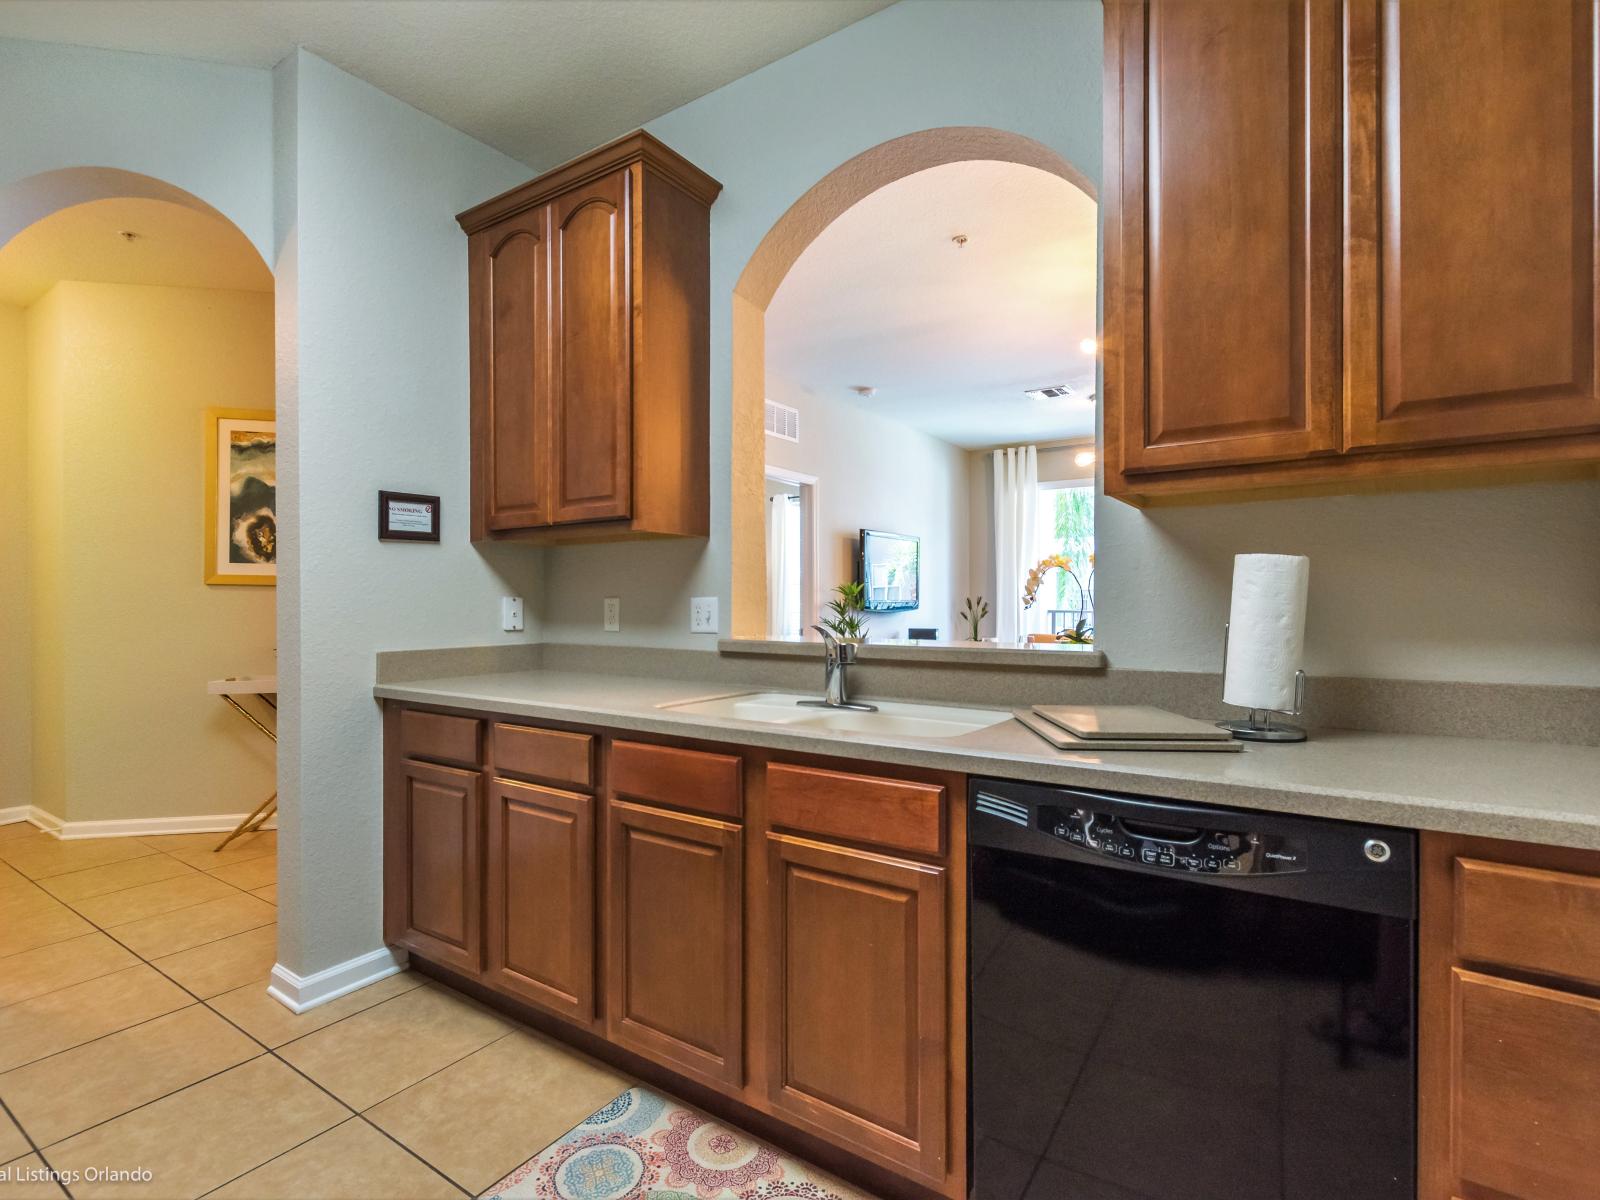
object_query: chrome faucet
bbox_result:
[798,625,878,713]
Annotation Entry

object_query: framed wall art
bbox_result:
[205,408,276,586]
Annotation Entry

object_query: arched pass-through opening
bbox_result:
[729,126,1096,637]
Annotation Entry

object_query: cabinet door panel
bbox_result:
[1348,0,1600,448]
[551,169,632,524]
[485,778,595,1023]
[1451,969,1600,1199]
[387,758,481,974]
[606,800,742,1088]
[471,209,551,531]
[766,834,947,1180]
[1108,0,1342,473]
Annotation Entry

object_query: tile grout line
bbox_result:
[6,832,485,1196]
[0,1092,74,1199]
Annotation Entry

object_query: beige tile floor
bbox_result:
[0,823,633,1199]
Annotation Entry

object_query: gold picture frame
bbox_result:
[205,408,276,586]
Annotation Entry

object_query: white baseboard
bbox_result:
[0,806,63,835]
[267,945,408,1014]
[14,812,278,841]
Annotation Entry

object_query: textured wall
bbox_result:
[22,283,277,822]
[0,303,31,810]
[533,0,1600,687]
[274,50,542,978]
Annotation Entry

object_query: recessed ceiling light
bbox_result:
[1074,449,1097,468]
[1079,337,1098,355]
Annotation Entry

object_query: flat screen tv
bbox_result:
[858,529,920,612]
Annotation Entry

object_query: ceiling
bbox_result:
[0,0,891,170]
[0,197,272,307]
[765,160,1099,450]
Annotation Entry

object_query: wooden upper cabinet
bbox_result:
[470,207,550,532]
[1105,0,1343,475]
[551,170,632,524]
[1346,0,1600,450]
[459,132,720,541]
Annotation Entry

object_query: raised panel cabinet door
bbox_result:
[387,758,482,974]
[605,799,742,1088]
[1448,969,1600,1199]
[765,834,947,1181]
[1105,0,1342,474]
[470,208,551,532]
[551,168,632,524]
[1347,0,1600,450]
[484,778,595,1023]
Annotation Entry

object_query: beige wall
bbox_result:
[0,303,29,810]
[765,378,970,640]
[24,281,276,824]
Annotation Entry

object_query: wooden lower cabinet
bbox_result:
[605,798,744,1090]
[383,757,483,975]
[765,833,948,1181]
[383,706,965,1200]
[484,777,595,1023]
[1420,833,1600,1199]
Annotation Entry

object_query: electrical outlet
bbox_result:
[603,597,621,632]
[690,596,718,634]
[501,596,524,632]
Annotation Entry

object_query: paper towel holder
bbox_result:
[1217,622,1308,743]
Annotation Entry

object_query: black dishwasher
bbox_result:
[968,778,1415,1200]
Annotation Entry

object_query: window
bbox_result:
[1028,483,1094,636]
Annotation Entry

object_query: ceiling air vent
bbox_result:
[1024,383,1077,401]
[764,399,800,442]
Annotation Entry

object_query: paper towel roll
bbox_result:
[1223,554,1309,712]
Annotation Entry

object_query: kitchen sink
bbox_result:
[660,692,1013,739]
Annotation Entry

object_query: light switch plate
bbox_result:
[690,596,718,634]
[603,597,621,632]
[501,596,524,632]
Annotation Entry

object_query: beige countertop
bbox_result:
[374,669,1600,851]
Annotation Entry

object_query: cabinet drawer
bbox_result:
[398,709,482,768]
[768,763,943,857]
[1452,969,1600,1199]
[609,741,741,819]
[494,723,593,790]
[1457,857,1600,989]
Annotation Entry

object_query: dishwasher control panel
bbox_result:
[1037,804,1309,875]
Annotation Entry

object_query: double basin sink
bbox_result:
[661,691,1012,740]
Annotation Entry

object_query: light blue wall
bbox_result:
[274,50,543,977]
[535,0,1104,648]
[0,36,273,262]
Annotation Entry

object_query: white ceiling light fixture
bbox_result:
[1079,337,1098,355]
[1073,448,1097,468]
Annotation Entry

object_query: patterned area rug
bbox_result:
[481,1086,873,1200]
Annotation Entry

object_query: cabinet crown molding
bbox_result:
[457,129,723,233]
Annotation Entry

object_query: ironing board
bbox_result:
[208,676,277,851]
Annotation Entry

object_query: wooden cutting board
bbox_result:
[1015,708,1243,752]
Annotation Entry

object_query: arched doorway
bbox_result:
[729,127,1097,638]
[0,168,279,977]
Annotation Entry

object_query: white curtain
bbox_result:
[767,494,802,638]
[993,445,1038,643]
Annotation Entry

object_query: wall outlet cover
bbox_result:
[501,596,524,632]
[690,596,718,634]
[603,596,621,632]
